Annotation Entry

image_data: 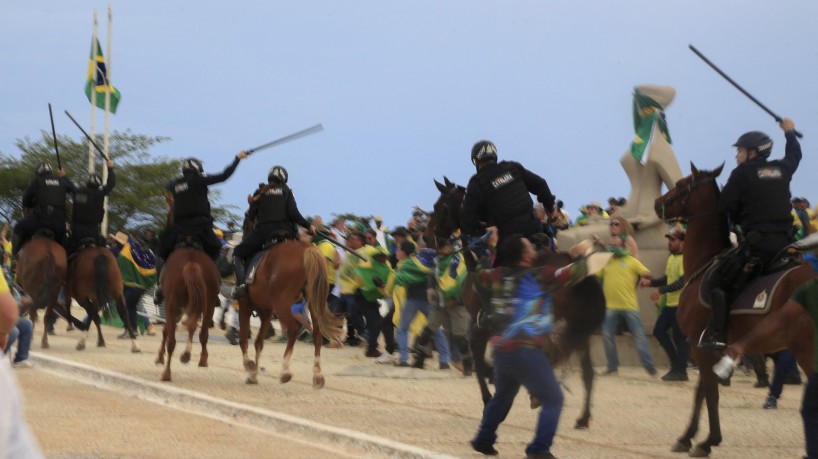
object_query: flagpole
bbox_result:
[88,9,98,176]
[101,4,113,236]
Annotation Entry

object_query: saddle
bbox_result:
[32,228,56,240]
[245,231,293,285]
[174,235,203,251]
[67,237,100,263]
[699,259,801,315]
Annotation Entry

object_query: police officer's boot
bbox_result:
[700,288,728,351]
[232,257,247,299]
[411,326,435,369]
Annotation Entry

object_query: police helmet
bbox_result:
[36,162,53,176]
[182,157,204,175]
[471,140,498,165]
[87,172,103,188]
[733,131,773,157]
[268,165,288,184]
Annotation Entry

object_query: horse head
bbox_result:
[425,176,465,250]
[654,162,724,221]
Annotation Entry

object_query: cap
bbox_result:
[114,231,128,245]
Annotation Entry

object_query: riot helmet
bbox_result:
[268,165,288,184]
[733,131,773,158]
[87,172,103,188]
[36,162,53,177]
[182,157,204,175]
[471,140,498,165]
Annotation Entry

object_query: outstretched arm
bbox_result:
[203,152,247,185]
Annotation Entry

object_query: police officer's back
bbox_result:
[460,140,557,264]
[69,160,116,253]
[12,163,74,256]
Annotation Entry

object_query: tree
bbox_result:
[0,130,239,232]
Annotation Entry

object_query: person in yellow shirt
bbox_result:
[334,231,367,346]
[598,237,655,376]
[640,226,687,381]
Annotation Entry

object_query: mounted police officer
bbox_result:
[231,165,314,298]
[702,118,801,350]
[12,163,74,257]
[460,140,558,267]
[154,152,246,304]
[68,159,116,255]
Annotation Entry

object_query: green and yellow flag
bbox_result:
[630,91,670,164]
[85,38,121,113]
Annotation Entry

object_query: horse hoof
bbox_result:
[671,440,691,453]
[245,376,258,385]
[313,375,325,389]
[76,341,86,351]
[244,360,256,372]
[574,419,589,430]
[98,341,106,348]
[155,358,164,365]
[180,352,191,364]
[689,445,710,457]
[198,361,208,368]
[280,373,292,384]
[132,345,142,354]
[161,372,171,382]
[41,342,50,349]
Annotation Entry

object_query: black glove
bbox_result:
[372,277,385,288]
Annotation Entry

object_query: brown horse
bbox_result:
[238,236,344,388]
[66,246,140,353]
[426,177,606,429]
[154,247,221,381]
[16,234,67,349]
[654,163,816,457]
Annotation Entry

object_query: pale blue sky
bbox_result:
[2,1,816,229]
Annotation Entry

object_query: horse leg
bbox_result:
[76,301,91,351]
[575,343,594,429]
[312,308,324,389]
[248,310,273,385]
[673,365,707,452]
[471,325,493,405]
[690,359,723,457]
[162,320,177,381]
[180,319,196,364]
[280,311,298,384]
[239,299,256,380]
[197,303,212,367]
[154,322,167,366]
[92,308,105,348]
[41,306,53,349]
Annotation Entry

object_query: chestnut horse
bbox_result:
[16,234,67,349]
[66,246,140,353]
[426,177,606,429]
[237,231,344,388]
[154,247,221,381]
[654,164,816,457]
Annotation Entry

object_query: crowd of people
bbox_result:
[3,118,818,458]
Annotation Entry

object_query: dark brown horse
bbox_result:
[237,230,344,388]
[154,247,221,381]
[16,235,67,349]
[66,246,140,353]
[654,164,816,457]
[426,177,606,429]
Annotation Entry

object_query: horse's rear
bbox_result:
[67,247,140,353]
[240,241,344,388]
[154,248,220,381]
[17,238,67,349]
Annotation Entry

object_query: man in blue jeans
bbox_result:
[471,234,610,459]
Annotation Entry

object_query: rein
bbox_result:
[657,176,718,221]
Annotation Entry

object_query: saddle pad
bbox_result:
[246,249,270,285]
[699,264,801,315]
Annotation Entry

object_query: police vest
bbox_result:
[34,177,66,216]
[256,185,289,225]
[171,177,211,220]
[739,160,792,231]
[475,161,533,225]
[72,187,105,225]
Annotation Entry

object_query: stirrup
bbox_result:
[231,284,247,299]
[696,329,726,351]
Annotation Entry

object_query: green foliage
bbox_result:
[0,130,239,232]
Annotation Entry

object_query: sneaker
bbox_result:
[145,325,157,336]
[526,452,557,459]
[365,349,382,358]
[395,361,410,367]
[13,359,34,368]
[451,361,465,373]
[661,370,689,382]
[754,379,771,388]
[344,337,362,347]
[646,366,658,376]
[225,327,239,345]
[439,362,451,370]
[600,368,618,376]
[762,395,778,409]
[117,330,130,339]
[375,352,397,365]
[470,440,498,456]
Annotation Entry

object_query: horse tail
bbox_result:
[559,276,607,360]
[303,245,345,343]
[182,262,206,329]
[32,247,57,309]
[94,254,113,321]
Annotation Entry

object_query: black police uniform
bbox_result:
[12,173,75,255]
[158,157,240,261]
[460,160,555,264]
[69,167,116,254]
[706,131,801,347]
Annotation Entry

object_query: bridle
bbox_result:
[657,175,718,221]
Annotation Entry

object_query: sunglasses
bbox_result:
[610,222,621,227]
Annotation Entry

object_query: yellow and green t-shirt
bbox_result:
[663,254,684,307]
[597,255,650,311]
[316,240,337,285]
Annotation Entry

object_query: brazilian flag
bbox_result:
[630,91,671,164]
[85,38,121,113]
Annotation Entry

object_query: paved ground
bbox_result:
[12,322,809,458]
